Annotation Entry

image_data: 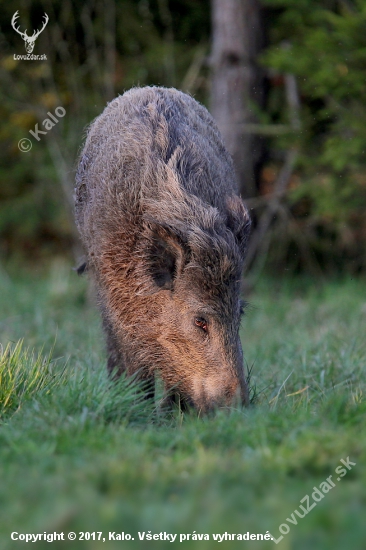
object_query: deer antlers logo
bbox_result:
[11,11,49,54]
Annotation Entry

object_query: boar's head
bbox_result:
[137,192,251,412]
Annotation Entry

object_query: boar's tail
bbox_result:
[74,262,87,275]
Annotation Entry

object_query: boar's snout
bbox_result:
[190,372,248,412]
[189,351,249,412]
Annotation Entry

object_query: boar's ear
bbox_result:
[144,220,190,292]
[225,195,252,256]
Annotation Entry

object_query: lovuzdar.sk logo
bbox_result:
[11,10,48,60]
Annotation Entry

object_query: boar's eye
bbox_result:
[195,317,208,332]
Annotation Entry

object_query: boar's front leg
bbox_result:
[102,316,155,402]
[102,316,125,378]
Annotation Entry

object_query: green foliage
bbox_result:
[261,0,366,271]
[264,0,366,166]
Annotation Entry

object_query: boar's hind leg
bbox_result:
[142,376,155,402]
[165,392,189,412]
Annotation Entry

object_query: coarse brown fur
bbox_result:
[75,86,251,412]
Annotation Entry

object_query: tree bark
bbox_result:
[210,0,265,199]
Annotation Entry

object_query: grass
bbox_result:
[0,261,365,549]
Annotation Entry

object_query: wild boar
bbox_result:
[75,86,251,411]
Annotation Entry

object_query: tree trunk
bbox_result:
[210,0,265,199]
